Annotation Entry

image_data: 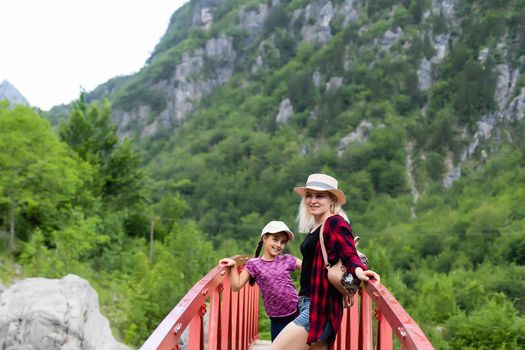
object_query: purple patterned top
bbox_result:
[244,254,299,317]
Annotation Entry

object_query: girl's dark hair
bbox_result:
[249,238,264,286]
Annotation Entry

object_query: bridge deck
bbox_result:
[250,339,271,349]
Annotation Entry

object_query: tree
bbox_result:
[446,296,525,349]
[59,93,116,192]
[59,93,149,216]
[453,60,496,124]
[287,71,316,113]
[0,102,87,251]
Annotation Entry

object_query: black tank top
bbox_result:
[298,225,320,296]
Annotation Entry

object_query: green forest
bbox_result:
[2,0,525,349]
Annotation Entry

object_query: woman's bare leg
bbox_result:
[270,322,310,350]
[310,341,328,350]
[270,322,329,350]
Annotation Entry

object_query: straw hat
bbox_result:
[261,221,294,240]
[293,173,346,205]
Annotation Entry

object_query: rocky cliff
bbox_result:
[108,0,365,138]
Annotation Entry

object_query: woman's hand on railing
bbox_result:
[355,267,380,283]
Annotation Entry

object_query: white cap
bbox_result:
[261,221,294,240]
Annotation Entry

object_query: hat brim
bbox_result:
[294,186,347,205]
[261,230,294,241]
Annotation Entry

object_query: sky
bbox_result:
[0,0,188,111]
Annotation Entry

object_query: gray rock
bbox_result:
[444,86,525,188]
[337,120,373,156]
[276,99,293,124]
[431,34,450,64]
[192,0,224,29]
[338,0,359,27]
[312,71,322,88]
[478,47,490,64]
[326,77,343,91]
[0,275,129,350]
[508,87,525,121]
[443,158,461,189]
[239,4,268,35]
[301,0,334,45]
[251,55,264,73]
[432,0,458,20]
[495,64,520,110]
[417,58,432,91]
[0,80,29,106]
[377,27,403,51]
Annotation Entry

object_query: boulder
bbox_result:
[0,274,129,350]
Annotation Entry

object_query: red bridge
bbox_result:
[140,256,434,350]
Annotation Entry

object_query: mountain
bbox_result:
[0,80,29,106]
[74,0,525,232]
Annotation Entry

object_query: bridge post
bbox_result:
[359,289,373,350]
[220,276,232,350]
[188,304,205,348]
[349,295,359,350]
[208,284,222,349]
[232,285,240,350]
[376,307,393,349]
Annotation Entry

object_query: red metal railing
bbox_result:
[141,256,434,350]
[140,256,259,350]
[333,280,434,350]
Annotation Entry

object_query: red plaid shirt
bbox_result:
[308,215,367,347]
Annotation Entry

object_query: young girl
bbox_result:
[219,220,302,341]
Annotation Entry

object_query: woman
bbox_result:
[271,173,380,350]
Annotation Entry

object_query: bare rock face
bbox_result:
[417,58,432,91]
[337,120,374,156]
[301,0,334,45]
[0,80,29,106]
[0,274,129,350]
[114,34,237,138]
[192,0,225,29]
[275,98,293,124]
[239,3,268,35]
[376,27,403,51]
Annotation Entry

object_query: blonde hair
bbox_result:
[296,192,349,233]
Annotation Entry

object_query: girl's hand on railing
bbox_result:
[219,258,236,267]
[355,267,380,283]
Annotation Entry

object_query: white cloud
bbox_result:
[0,0,188,110]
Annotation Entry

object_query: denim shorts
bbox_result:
[293,297,334,341]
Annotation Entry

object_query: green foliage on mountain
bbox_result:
[366,146,525,348]
[2,0,525,348]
